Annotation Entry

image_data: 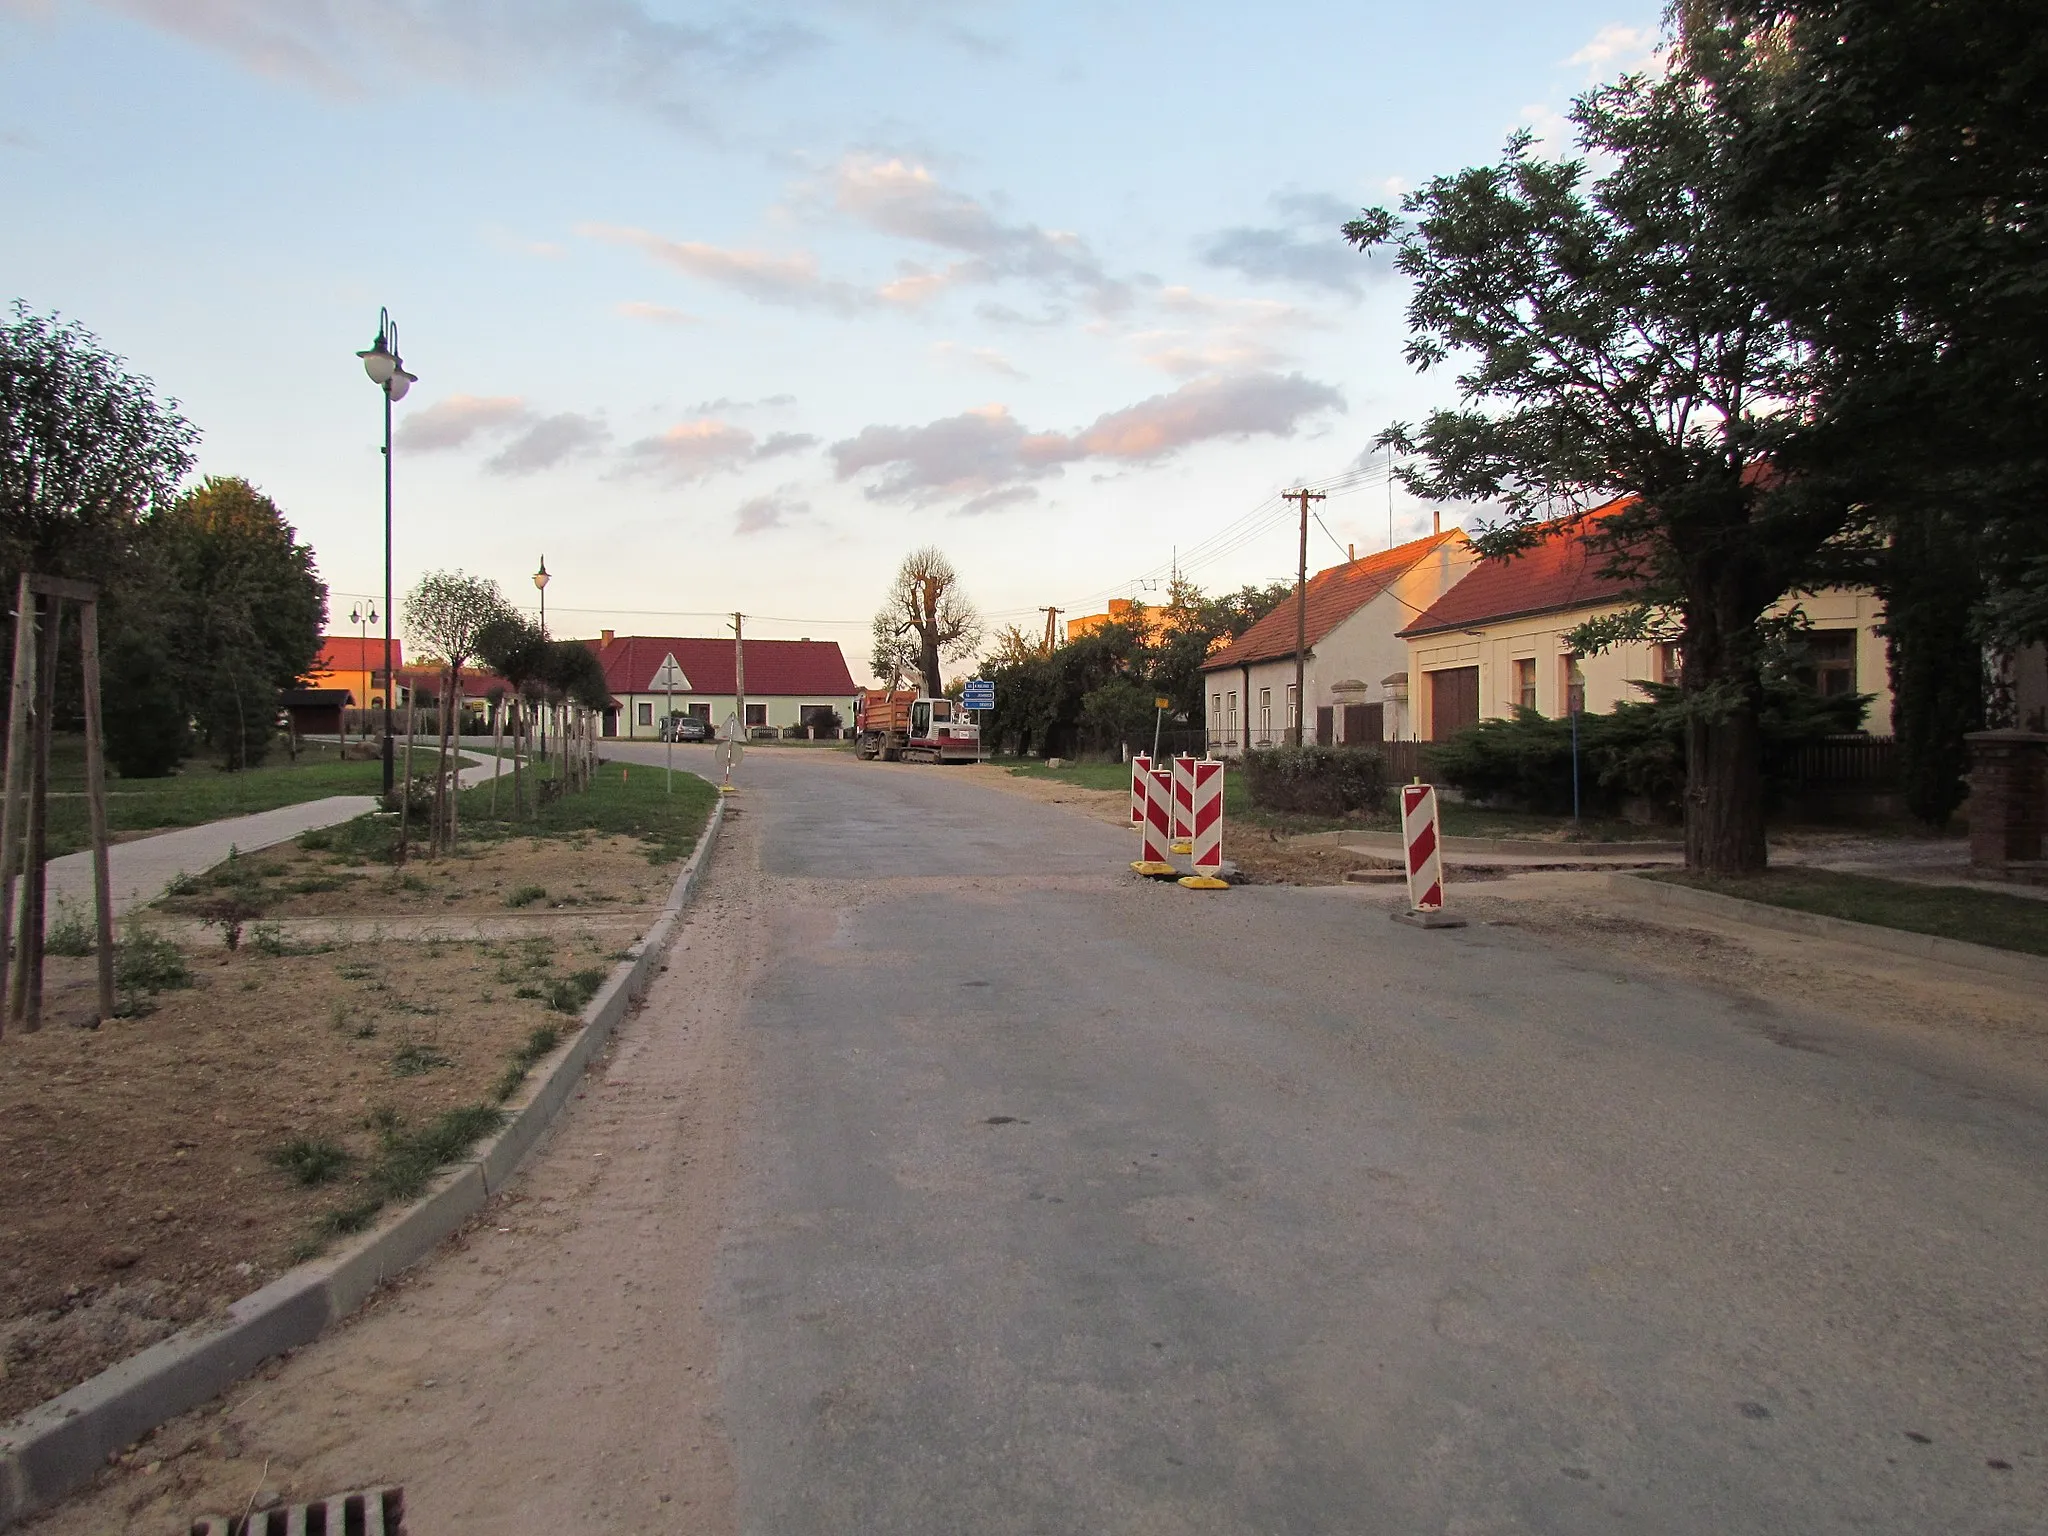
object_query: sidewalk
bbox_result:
[33,751,509,928]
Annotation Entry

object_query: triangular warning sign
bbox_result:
[648,652,692,691]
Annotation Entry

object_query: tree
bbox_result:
[874,547,982,696]
[405,571,515,850]
[1345,72,1856,874]
[149,477,326,770]
[474,614,550,816]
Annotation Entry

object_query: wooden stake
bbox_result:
[13,594,60,1029]
[79,599,115,1022]
[0,574,38,1036]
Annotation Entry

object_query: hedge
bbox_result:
[1241,745,1388,816]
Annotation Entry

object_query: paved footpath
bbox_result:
[34,743,2047,1535]
[34,751,508,925]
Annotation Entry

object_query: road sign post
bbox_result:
[651,657,685,793]
[962,679,994,764]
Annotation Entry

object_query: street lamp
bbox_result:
[533,557,549,635]
[348,601,378,747]
[357,307,417,797]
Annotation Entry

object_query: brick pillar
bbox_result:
[1967,730,2048,875]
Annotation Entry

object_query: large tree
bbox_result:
[873,547,982,696]
[149,476,326,770]
[1346,72,1860,874]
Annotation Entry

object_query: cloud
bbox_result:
[619,419,819,482]
[1200,211,1367,297]
[1566,23,1661,80]
[1518,102,1575,152]
[933,341,1026,379]
[582,223,870,314]
[734,490,809,535]
[830,371,1343,511]
[825,154,1131,312]
[484,412,610,474]
[616,300,701,326]
[92,0,815,127]
[1129,288,1320,376]
[394,394,530,451]
[686,393,795,414]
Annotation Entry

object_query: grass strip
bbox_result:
[1646,867,2048,957]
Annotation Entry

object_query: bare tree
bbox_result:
[404,570,514,853]
[873,547,981,697]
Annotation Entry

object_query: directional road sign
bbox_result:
[962,679,995,710]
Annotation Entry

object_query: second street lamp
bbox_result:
[357,308,417,798]
[533,558,550,753]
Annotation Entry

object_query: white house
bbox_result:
[1201,530,1477,751]
[589,632,859,739]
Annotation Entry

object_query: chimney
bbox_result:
[1432,509,1441,535]
[600,629,614,647]
[1348,542,1356,563]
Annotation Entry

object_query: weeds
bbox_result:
[114,918,192,1013]
[505,884,548,909]
[196,894,265,950]
[368,1104,504,1200]
[45,901,97,957]
[492,1022,564,1102]
[298,827,335,852]
[547,967,609,1014]
[162,871,201,899]
[389,1040,452,1076]
[270,1137,351,1186]
[250,921,287,957]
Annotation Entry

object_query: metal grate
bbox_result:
[189,1485,405,1536]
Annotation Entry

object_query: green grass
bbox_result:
[42,734,384,859]
[455,754,718,863]
[1647,868,2048,957]
[270,1137,351,1187]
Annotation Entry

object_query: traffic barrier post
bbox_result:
[1178,759,1229,890]
[1170,755,1196,853]
[1130,753,1151,826]
[1131,765,1177,877]
[1393,780,1465,928]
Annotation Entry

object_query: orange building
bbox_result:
[305,636,403,709]
[1065,598,1170,645]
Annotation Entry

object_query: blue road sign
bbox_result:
[962,679,995,710]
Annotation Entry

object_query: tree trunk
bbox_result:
[1681,598,1770,875]
[919,639,942,699]
[431,671,450,856]
[447,665,461,852]
[490,701,503,818]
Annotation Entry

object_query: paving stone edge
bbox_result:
[1611,870,2048,984]
[0,788,726,1528]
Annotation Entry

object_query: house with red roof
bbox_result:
[1397,499,1893,740]
[306,635,403,710]
[588,630,859,740]
[1200,529,1477,752]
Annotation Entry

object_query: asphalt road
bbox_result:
[608,743,2046,1536]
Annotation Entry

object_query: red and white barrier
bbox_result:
[1179,759,1226,887]
[1401,782,1444,912]
[1132,766,1176,875]
[1130,753,1151,826]
[1170,754,1196,848]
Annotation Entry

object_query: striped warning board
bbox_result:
[1132,766,1177,875]
[1170,754,1196,850]
[1188,759,1224,875]
[1130,753,1151,826]
[1401,782,1444,912]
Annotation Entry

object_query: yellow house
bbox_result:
[1397,510,1893,740]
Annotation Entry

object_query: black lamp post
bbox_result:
[349,600,377,747]
[357,309,416,797]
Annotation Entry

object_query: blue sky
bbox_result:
[0,0,1659,674]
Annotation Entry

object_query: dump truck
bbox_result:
[854,689,980,763]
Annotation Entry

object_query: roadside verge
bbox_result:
[0,792,725,1528]
[1612,870,2048,986]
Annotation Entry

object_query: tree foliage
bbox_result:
[404,570,514,678]
[1346,73,1859,873]
[873,547,981,695]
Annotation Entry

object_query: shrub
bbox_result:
[270,1137,350,1186]
[46,902,98,957]
[115,918,192,1007]
[1241,745,1389,816]
[546,967,608,1014]
[505,884,547,908]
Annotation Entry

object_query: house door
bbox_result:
[1429,667,1480,739]
[602,707,618,738]
[1314,706,1335,746]
[1343,703,1383,744]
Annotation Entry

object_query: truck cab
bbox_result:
[857,692,980,763]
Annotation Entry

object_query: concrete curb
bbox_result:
[1611,872,2048,985]
[0,791,726,1528]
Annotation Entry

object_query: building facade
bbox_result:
[1200,531,1477,753]
[589,632,859,739]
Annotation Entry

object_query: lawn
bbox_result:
[998,757,1670,841]
[1647,867,2048,957]
[40,733,385,858]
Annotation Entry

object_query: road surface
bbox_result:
[38,743,2047,1534]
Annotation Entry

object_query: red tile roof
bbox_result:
[315,636,402,672]
[1202,530,1468,672]
[588,635,858,698]
[1399,498,1640,637]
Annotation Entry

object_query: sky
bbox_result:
[0,0,1661,678]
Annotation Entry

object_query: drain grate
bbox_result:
[189,1485,405,1536]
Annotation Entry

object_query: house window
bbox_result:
[1210,693,1222,744]
[1226,690,1238,744]
[636,701,653,727]
[1656,641,1683,686]
[1258,688,1271,744]
[745,703,768,727]
[1285,684,1298,732]
[1512,657,1538,712]
[1806,630,1857,697]
[1561,654,1587,715]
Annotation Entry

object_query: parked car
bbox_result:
[672,715,714,742]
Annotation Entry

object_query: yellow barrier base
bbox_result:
[1178,875,1230,890]
[1130,860,1178,878]
[719,785,739,795]
[1169,840,1193,855]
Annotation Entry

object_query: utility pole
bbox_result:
[731,612,746,741]
[1039,606,1063,653]
[1282,487,1324,747]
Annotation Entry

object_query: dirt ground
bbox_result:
[156,832,674,921]
[20,815,754,1536]
[0,928,627,1425]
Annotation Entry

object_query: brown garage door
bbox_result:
[1343,702,1383,745]
[1429,667,1480,739]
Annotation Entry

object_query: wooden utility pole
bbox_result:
[731,613,747,740]
[1281,488,1325,747]
[1039,607,1063,653]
